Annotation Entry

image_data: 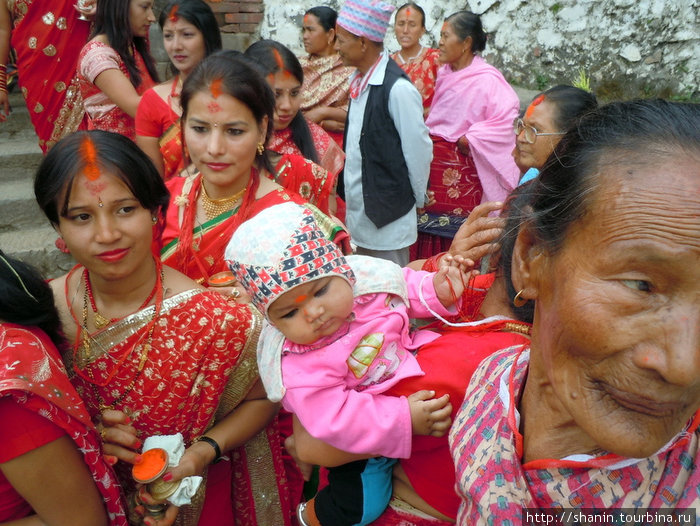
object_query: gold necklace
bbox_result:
[200,183,246,221]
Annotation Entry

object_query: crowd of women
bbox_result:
[1,0,698,525]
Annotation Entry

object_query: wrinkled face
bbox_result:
[335,25,363,68]
[268,70,302,131]
[183,91,267,197]
[129,0,156,38]
[438,21,467,65]
[512,100,563,172]
[524,151,700,458]
[302,14,332,55]
[394,7,424,51]
[55,171,154,280]
[268,276,355,345]
[162,17,206,76]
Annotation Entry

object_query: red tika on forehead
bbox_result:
[526,94,546,118]
[168,5,178,22]
[79,135,101,181]
[405,7,412,16]
[209,78,223,99]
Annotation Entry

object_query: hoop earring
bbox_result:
[257,142,265,155]
[513,290,528,308]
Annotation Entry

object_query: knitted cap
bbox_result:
[225,203,355,316]
[337,0,395,42]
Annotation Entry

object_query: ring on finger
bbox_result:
[231,289,240,299]
[99,426,107,441]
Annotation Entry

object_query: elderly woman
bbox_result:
[450,99,700,523]
[514,84,598,184]
[416,11,520,260]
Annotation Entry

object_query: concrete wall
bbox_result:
[255,0,699,101]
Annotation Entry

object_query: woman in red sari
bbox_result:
[77,0,160,140]
[135,0,221,180]
[390,3,440,118]
[299,6,353,147]
[243,41,345,189]
[0,250,126,525]
[34,130,294,526]
[0,0,93,151]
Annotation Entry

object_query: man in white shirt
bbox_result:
[336,0,432,267]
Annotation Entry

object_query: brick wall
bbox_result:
[206,0,264,36]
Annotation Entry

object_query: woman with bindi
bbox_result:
[34,130,295,526]
[298,6,354,146]
[243,39,346,215]
[390,3,440,117]
[135,0,222,180]
[415,10,520,260]
[76,0,160,140]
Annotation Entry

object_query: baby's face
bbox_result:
[267,276,354,345]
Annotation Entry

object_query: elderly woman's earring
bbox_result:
[513,290,528,308]
[257,142,265,155]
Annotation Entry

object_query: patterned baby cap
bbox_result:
[225,202,355,315]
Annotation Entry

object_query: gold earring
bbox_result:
[257,142,265,155]
[513,290,528,308]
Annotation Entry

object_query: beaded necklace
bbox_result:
[73,259,165,412]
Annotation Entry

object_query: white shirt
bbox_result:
[344,51,432,250]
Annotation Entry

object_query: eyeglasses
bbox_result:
[513,118,566,144]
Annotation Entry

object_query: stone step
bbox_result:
[0,177,45,232]
[0,226,75,279]
[2,92,35,137]
[0,136,42,182]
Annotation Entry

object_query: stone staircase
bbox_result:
[0,91,74,278]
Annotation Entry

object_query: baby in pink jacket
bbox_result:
[225,202,472,526]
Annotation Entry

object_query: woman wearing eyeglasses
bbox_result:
[513,85,598,184]
[415,11,520,260]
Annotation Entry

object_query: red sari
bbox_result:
[0,323,126,525]
[161,170,349,285]
[391,47,440,117]
[77,40,156,140]
[65,281,291,526]
[411,137,483,260]
[135,84,183,180]
[273,153,336,216]
[269,120,345,179]
[8,0,91,151]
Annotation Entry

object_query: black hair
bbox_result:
[495,181,536,324]
[531,99,700,253]
[537,85,598,132]
[159,0,222,77]
[396,2,426,28]
[92,0,160,87]
[445,11,487,53]
[180,51,276,174]
[305,6,338,33]
[34,130,170,226]
[0,251,68,353]
[243,40,320,164]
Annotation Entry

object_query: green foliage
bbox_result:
[572,69,591,92]
[535,73,550,91]
[550,3,563,14]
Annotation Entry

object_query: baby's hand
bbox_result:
[408,390,452,437]
[433,256,477,308]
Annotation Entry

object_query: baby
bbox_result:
[225,202,472,526]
